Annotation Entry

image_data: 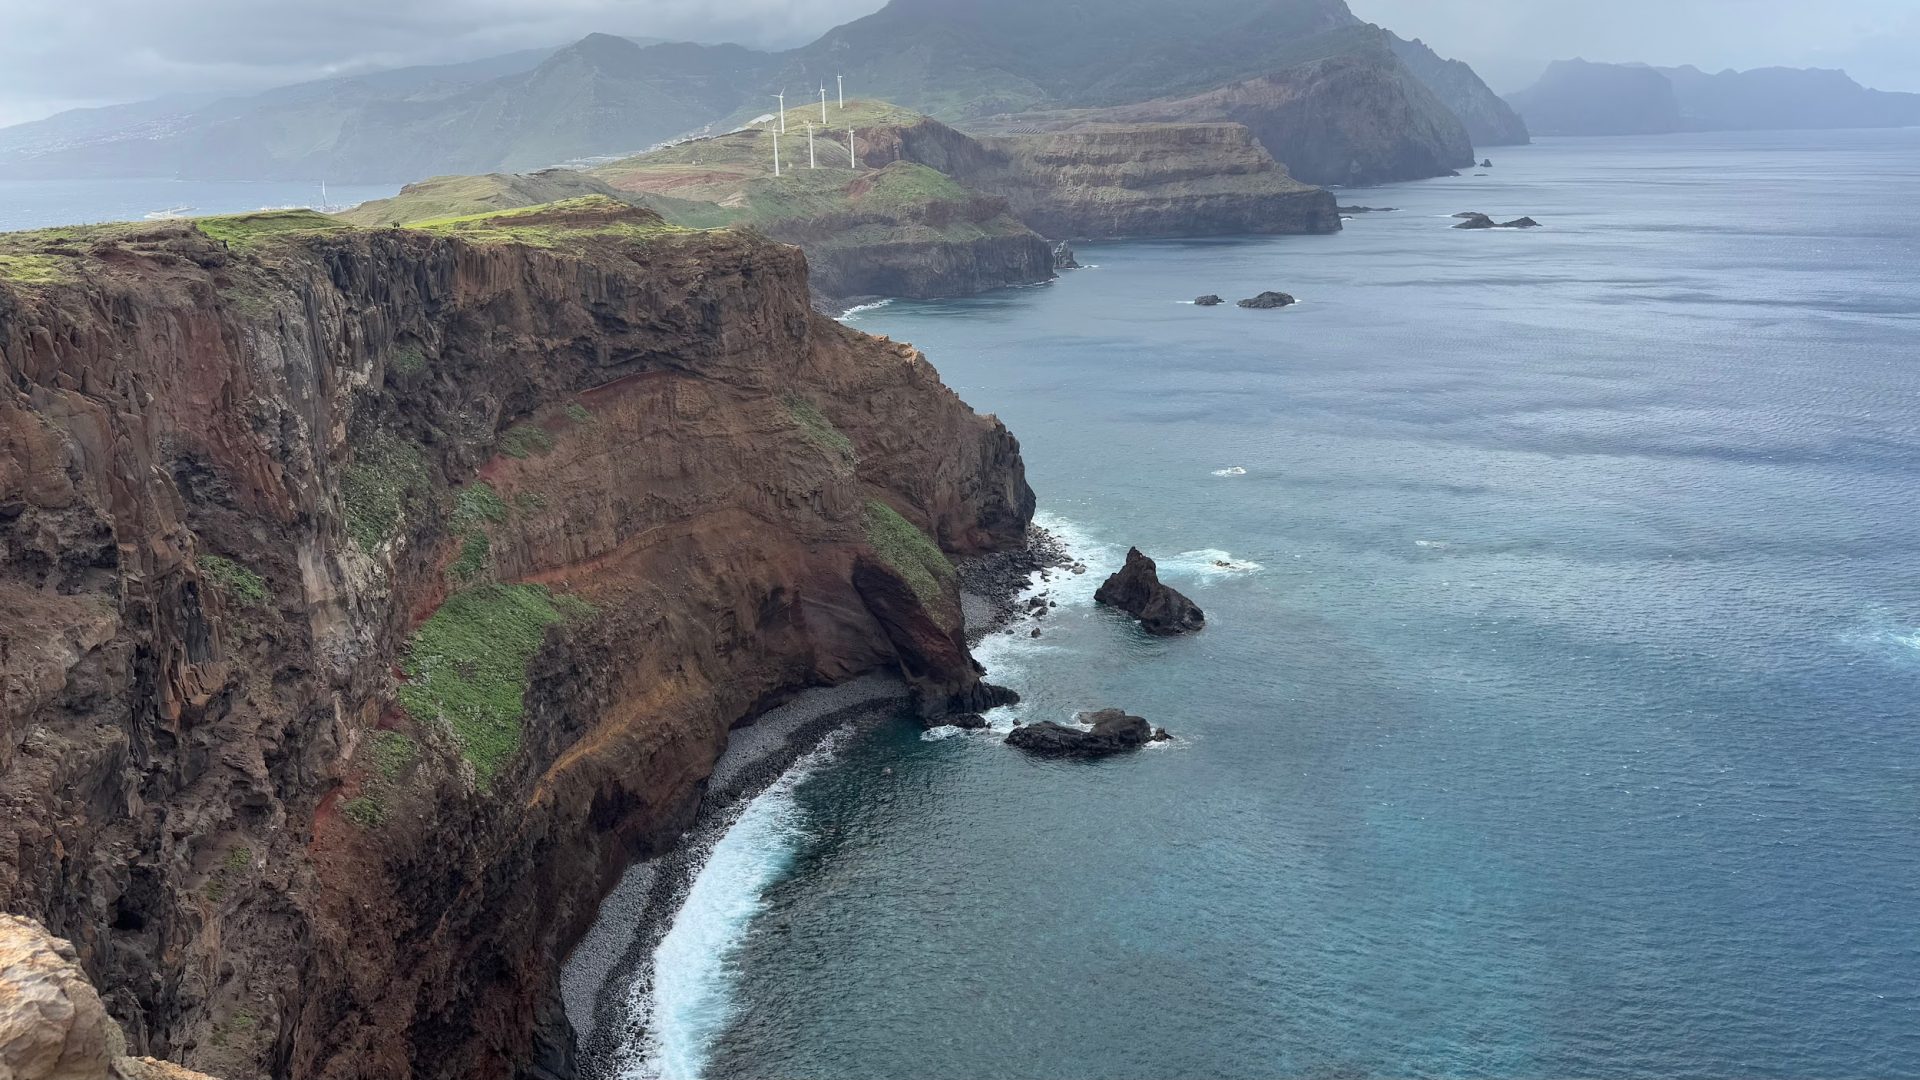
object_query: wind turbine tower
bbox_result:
[772,124,781,177]
[775,91,787,133]
[849,129,857,169]
[807,123,817,169]
[837,75,845,109]
[820,85,829,124]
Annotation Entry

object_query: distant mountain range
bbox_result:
[1506,59,1920,137]
[0,0,1525,188]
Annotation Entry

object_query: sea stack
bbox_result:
[1005,709,1169,758]
[1095,548,1206,635]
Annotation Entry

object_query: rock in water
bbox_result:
[1481,158,1494,168]
[1454,212,1541,230]
[1005,709,1160,758]
[1194,294,1225,306]
[1237,291,1297,309]
[1053,241,1081,270]
[1095,548,1206,635]
[1336,205,1399,213]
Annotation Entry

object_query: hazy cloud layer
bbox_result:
[1,0,1916,127]
[1354,0,1920,93]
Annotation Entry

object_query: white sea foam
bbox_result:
[920,725,967,742]
[1896,631,1920,653]
[835,299,894,323]
[964,513,1119,732]
[1168,548,1264,577]
[618,733,844,1080]
[1212,466,1248,477]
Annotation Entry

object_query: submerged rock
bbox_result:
[1194,294,1225,306]
[1237,291,1297,309]
[1005,709,1160,758]
[1095,548,1206,635]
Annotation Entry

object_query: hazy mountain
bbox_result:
[1506,59,1920,137]
[1658,65,1920,131]
[1504,60,1681,136]
[0,2,1512,185]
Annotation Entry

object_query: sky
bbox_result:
[0,0,1916,128]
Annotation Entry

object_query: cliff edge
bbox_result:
[0,201,1032,1078]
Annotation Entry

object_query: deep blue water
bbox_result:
[621,130,1920,1079]
[0,178,398,231]
[693,130,1913,1078]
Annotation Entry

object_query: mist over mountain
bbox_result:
[0,0,1520,186]
[1506,58,1920,137]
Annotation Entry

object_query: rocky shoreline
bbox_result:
[561,525,1067,1078]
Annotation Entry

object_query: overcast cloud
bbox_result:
[0,0,1915,128]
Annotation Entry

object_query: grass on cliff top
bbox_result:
[0,253,68,285]
[196,209,352,249]
[403,195,685,248]
[397,583,591,783]
[864,500,955,614]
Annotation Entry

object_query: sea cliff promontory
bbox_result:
[0,199,1031,1079]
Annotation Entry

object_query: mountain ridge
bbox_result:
[1,1,1517,188]
[1506,58,1920,136]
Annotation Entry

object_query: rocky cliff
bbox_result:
[865,116,1340,239]
[0,201,1032,1079]
[1388,34,1530,147]
[974,45,1478,187]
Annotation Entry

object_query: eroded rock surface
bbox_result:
[0,916,218,1080]
[1094,549,1206,635]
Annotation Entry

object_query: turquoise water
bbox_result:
[0,178,398,231]
[647,129,1920,1079]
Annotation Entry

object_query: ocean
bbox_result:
[612,130,1920,1080]
[0,178,398,232]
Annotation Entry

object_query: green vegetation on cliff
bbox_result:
[786,395,856,464]
[397,583,588,782]
[864,500,954,611]
[195,209,350,249]
[198,554,270,608]
[403,195,682,248]
[341,433,431,551]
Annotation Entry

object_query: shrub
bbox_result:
[198,554,269,607]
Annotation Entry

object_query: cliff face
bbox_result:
[0,205,1032,1079]
[858,115,1339,240]
[1388,34,1530,147]
[974,45,1477,187]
